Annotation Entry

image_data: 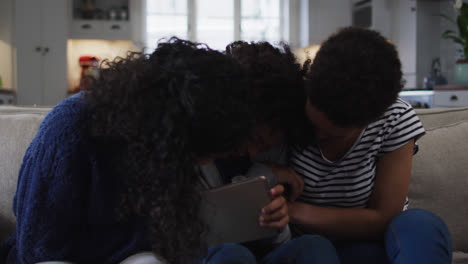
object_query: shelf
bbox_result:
[433,90,468,107]
[69,19,131,40]
[399,90,435,96]
[0,90,16,105]
[433,84,468,91]
[69,0,134,41]
[0,89,15,94]
[72,0,129,20]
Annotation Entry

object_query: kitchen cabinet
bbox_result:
[433,85,468,108]
[399,86,468,109]
[0,90,15,105]
[434,90,468,107]
[69,0,144,44]
[15,0,68,105]
[70,20,132,40]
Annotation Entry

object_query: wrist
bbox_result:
[288,202,301,223]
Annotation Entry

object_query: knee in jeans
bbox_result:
[385,209,452,262]
[390,209,449,233]
[387,208,452,253]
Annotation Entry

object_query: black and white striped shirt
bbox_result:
[290,99,425,210]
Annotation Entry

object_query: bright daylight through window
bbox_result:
[145,0,286,51]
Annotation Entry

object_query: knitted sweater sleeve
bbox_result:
[13,98,91,263]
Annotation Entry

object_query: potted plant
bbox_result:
[441,0,468,84]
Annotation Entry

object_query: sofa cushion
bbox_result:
[410,107,468,253]
[453,251,468,264]
[0,106,50,242]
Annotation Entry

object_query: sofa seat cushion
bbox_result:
[453,251,468,264]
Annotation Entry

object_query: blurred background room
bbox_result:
[0,0,467,108]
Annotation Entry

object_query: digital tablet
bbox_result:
[201,176,277,246]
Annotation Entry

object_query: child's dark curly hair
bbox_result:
[305,27,403,127]
[84,38,254,263]
[226,41,311,147]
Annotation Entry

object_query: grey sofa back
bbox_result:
[410,107,468,253]
[0,106,50,243]
[0,106,467,254]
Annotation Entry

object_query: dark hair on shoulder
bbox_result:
[225,41,312,146]
[85,38,254,263]
[305,26,403,127]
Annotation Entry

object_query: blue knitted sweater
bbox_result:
[1,94,150,263]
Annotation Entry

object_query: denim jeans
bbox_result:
[335,209,452,264]
[203,235,340,264]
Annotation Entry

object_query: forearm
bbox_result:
[289,202,391,241]
[289,141,415,241]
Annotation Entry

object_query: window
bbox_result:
[146,0,188,51]
[197,0,235,50]
[241,0,283,44]
[145,0,288,51]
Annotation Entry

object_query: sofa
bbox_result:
[1,105,467,263]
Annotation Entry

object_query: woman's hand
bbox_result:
[259,184,289,230]
[265,163,304,201]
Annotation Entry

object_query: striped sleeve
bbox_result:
[379,99,426,154]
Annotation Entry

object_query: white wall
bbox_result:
[366,0,453,88]
[299,0,310,48]
[308,0,352,46]
[389,0,417,88]
[0,0,14,90]
[417,1,442,88]
[439,1,460,84]
[365,0,460,87]
[372,0,393,39]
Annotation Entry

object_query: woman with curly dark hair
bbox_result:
[282,27,452,263]
[0,38,266,264]
[198,41,340,264]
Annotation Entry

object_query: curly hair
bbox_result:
[305,27,403,127]
[84,38,254,263]
[225,41,312,147]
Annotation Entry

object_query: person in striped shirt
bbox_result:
[284,27,452,263]
[198,41,341,264]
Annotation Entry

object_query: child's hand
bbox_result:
[259,184,289,230]
[265,163,304,201]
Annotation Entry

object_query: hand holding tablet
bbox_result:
[201,176,277,246]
